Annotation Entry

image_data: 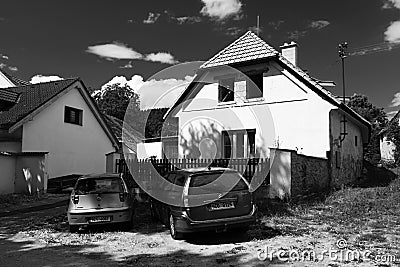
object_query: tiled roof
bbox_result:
[0,79,78,129]
[1,71,30,86]
[0,88,20,103]
[200,31,278,69]
[104,114,144,153]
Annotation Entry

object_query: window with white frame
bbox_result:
[221,129,256,158]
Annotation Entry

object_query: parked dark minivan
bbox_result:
[150,167,257,239]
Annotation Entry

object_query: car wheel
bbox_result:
[169,214,184,240]
[69,224,79,233]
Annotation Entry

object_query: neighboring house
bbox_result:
[0,70,30,88]
[163,31,371,190]
[380,111,399,163]
[104,114,144,173]
[0,77,119,188]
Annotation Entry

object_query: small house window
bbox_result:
[355,136,358,147]
[221,129,256,158]
[246,73,263,99]
[64,106,83,125]
[218,78,234,102]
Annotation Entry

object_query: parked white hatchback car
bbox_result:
[67,173,134,232]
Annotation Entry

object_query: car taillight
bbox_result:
[72,195,79,204]
[119,192,125,202]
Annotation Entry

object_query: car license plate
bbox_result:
[88,216,112,223]
[210,201,235,211]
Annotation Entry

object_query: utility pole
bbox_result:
[338,42,348,145]
[256,15,260,36]
[338,42,348,104]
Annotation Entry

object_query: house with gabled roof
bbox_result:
[164,31,371,193]
[0,77,119,193]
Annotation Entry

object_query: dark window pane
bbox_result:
[248,131,255,156]
[247,73,263,99]
[218,79,234,102]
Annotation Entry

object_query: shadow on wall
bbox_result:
[179,120,271,159]
[15,153,47,195]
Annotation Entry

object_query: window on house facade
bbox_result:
[64,106,83,125]
[246,72,263,99]
[218,78,234,102]
[222,129,256,158]
[355,136,358,147]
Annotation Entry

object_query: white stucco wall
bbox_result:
[380,136,395,162]
[175,62,336,159]
[0,71,15,88]
[0,155,15,194]
[21,86,115,178]
[137,142,162,159]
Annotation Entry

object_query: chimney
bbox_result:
[280,41,298,66]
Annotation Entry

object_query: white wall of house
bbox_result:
[380,136,395,162]
[0,71,15,88]
[329,109,364,186]
[0,154,15,194]
[21,86,115,178]
[175,62,336,159]
[137,142,162,159]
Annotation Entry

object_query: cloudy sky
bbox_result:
[1,0,400,112]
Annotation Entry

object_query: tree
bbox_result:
[347,94,388,164]
[383,112,400,165]
[93,84,140,121]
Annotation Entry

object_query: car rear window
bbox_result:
[189,171,248,193]
[75,177,124,194]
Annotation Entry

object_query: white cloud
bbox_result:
[87,43,178,64]
[0,54,8,60]
[8,66,18,72]
[383,0,400,9]
[29,75,64,84]
[119,61,133,69]
[175,16,202,24]
[145,52,178,64]
[200,0,242,20]
[143,12,161,24]
[309,20,330,30]
[86,43,143,60]
[96,75,194,110]
[385,21,400,43]
[390,92,400,107]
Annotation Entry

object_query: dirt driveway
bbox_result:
[1,181,399,267]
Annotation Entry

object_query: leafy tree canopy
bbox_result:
[347,94,388,164]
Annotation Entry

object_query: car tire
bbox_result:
[69,224,79,233]
[169,214,184,240]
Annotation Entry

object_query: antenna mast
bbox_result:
[338,42,348,145]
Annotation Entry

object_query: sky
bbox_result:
[0,0,400,114]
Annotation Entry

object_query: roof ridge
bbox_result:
[12,77,79,88]
[200,31,278,69]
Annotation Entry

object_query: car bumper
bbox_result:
[172,204,257,233]
[67,207,133,226]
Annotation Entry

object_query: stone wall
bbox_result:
[291,152,329,197]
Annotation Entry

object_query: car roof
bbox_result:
[78,173,121,179]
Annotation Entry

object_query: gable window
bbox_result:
[64,106,83,125]
[221,129,256,158]
[246,72,263,99]
[218,78,234,102]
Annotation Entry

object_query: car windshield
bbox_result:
[189,171,248,194]
[75,177,124,194]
